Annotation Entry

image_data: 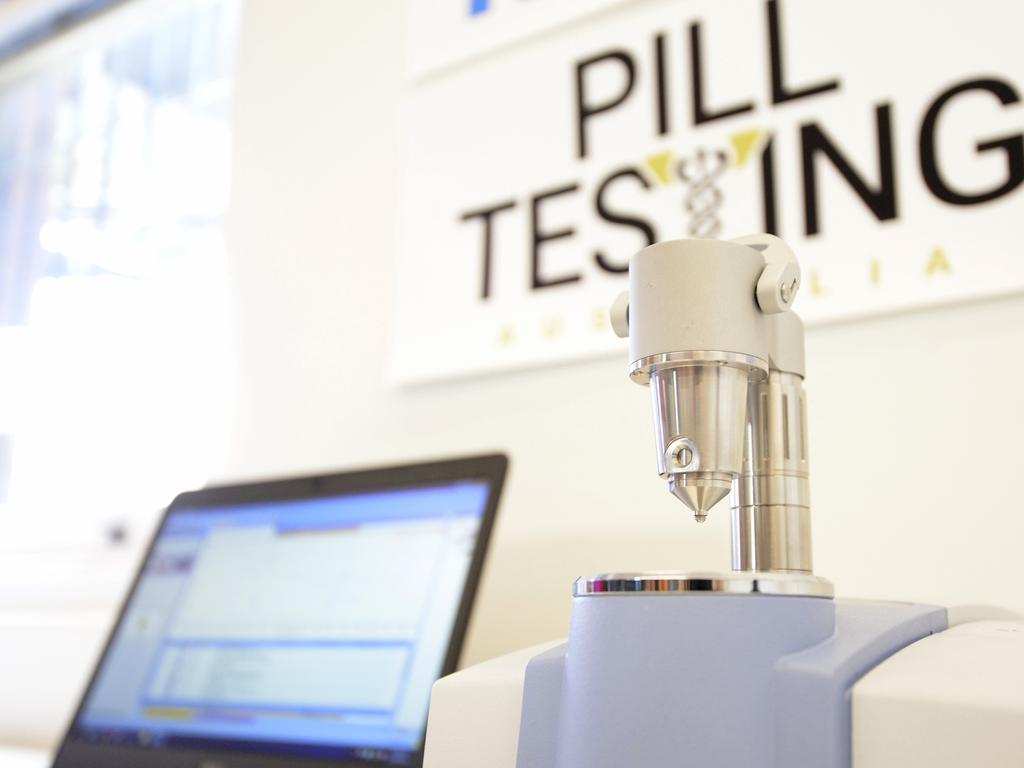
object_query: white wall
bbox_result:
[227,0,1024,666]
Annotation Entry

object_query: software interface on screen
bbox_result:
[71,481,491,765]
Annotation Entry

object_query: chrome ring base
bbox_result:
[573,571,834,599]
[629,350,769,385]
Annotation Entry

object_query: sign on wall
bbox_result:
[393,0,1024,384]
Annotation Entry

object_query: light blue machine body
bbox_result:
[516,596,947,768]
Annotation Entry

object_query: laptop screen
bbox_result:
[67,478,494,765]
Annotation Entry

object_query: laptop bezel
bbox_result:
[51,452,508,768]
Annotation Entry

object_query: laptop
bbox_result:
[50,454,508,768]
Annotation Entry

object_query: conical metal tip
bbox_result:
[667,473,731,519]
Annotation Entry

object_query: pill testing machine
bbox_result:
[423,235,1024,768]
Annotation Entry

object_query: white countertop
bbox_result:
[0,747,49,768]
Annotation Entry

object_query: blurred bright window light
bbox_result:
[0,0,240,551]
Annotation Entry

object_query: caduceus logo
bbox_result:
[676,147,730,238]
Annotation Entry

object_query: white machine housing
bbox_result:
[425,612,1024,768]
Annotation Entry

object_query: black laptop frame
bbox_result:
[52,453,508,768]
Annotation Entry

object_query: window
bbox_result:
[0,0,240,551]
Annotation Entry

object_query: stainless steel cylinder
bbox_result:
[647,356,764,520]
[731,370,812,572]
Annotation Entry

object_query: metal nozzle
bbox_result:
[649,359,762,521]
[668,473,731,522]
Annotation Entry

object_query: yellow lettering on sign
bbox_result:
[730,129,764,169]
[810,270,827,296]
[870,258,881,285]
[542,316,563,339]
[497,325,514,346]
[594,307,608,331]
[645,151,675,185]
[926,247,951,276]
